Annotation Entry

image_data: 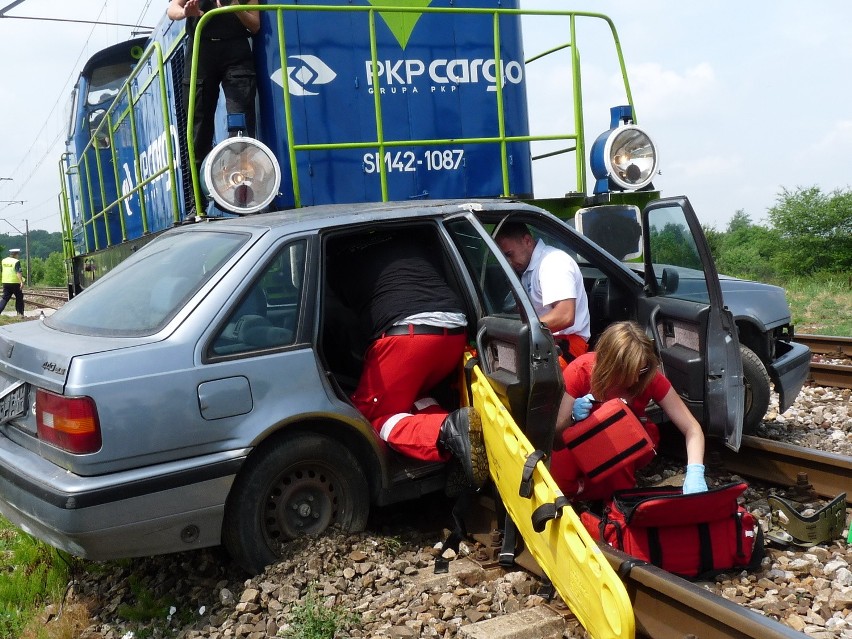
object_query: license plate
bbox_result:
[0,382,27,424]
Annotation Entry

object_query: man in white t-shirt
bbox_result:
[496,222,590,361]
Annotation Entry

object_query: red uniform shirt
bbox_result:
[563,352,671,419]
[553,352,672,500]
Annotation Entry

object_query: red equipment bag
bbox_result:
[580,481,764,579]
[561,398,654,482]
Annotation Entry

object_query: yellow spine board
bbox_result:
[469,362,635,639]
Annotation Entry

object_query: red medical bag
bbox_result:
[580,481,764,579]
[561,398,654,482]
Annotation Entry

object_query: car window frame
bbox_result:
[203,236,312,364]
[443,210,564,454]
[640,196,744,450]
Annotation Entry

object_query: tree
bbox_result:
[726,209,752,234]
[701,224,724,261]
[0,231,64,261]
[648,222,702,270]
[43,253,67,287]
[28,257,45,285]
[714,210,781,281]
[767,186,852,276]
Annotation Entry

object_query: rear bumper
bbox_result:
[0,433,246,560]
[769,341,811,413]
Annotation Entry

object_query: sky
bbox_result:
[0,1,850,237]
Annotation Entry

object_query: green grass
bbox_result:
[0,315,31,327]
[0,519,72,639]
[781,274,852,336]
[279,584,360,639]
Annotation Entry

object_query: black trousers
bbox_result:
[183,37,257,163]
[0,283,23,315]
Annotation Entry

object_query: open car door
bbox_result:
[443,211,636,639]
[443,213,562,454]
[637,197,744,450]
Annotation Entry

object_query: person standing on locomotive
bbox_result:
[166,0,260,165]
[495,221,591,362]
[0,248,25,318]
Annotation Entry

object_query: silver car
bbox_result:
[0,198,801,573]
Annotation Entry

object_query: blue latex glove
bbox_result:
[683,463,708,494]
[572,394,595,422]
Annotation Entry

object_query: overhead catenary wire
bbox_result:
[0,1,109,223]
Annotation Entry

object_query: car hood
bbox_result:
[0,320,154,394]
[635,263,793,331]
[716,273,792,330]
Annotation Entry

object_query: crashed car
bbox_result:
[0,197,808,572]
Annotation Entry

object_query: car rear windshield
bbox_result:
[47,231,248,337]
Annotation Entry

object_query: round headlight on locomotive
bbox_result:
[200,136,282,215]
[590,106,658,193]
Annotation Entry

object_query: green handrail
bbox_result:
[186,4,636,214]
[59,40,181,257]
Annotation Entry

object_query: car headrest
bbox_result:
[236,314,292,348]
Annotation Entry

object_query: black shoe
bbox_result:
[438,407,488,489]
[444,461,467,498]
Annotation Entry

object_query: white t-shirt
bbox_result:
[521,239,590,340]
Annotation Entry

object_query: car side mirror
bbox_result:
[661,267,679,295]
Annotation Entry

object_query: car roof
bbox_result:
[191,198,546,235]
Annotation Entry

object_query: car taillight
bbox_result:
[36,389,102,454]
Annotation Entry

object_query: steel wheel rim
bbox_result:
[262,465,339,542]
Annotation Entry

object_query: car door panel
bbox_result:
[640,299,709,413]
[444,215,562,456]
[639,197,744,450]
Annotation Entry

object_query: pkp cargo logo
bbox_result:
[271,55,338,97]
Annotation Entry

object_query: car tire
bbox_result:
[741,345,771,434]
[222,433,370,574]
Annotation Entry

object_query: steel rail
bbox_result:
[795,334,852,358]
[808,361,852,389]
[21,299,59,312]
[711,435,852,504]
[796,335,852,388]
[598,547,805,639]
[472,496,806,639]
[24,293,67,302]
[490,526,805,638]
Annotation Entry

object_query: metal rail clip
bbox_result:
[766,492,847,547]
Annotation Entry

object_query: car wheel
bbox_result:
[222,434,370,574]
[741,345,771,434]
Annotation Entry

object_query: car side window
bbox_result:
[645,205,710,304]
[445,218,520,317]
[210,240,306,356]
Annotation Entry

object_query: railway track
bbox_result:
[473,511,807,639]
[795,334,852,389]
[591,417,852,638]
[23,286,68,312]
[494,394,852,638]
[598,547,805,639]
[711,435,852,504]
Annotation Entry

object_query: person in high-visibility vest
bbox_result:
[0,248,25,317]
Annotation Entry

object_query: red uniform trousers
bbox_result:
[351,330,467,461]
[555,334,589,362]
